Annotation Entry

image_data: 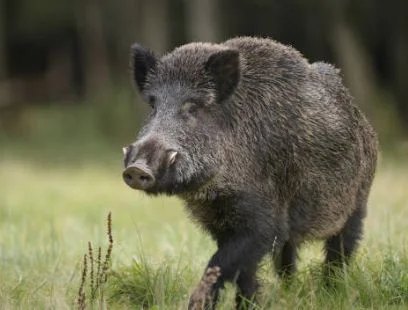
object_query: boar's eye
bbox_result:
[181,101,198,115]
[147,95,156,109]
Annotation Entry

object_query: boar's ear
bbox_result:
[131,43,157,92]
[205,49,240,103]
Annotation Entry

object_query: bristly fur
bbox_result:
[126,36,379,309]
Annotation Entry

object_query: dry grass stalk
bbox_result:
[88,242,95,298]
[101,212,113,284]
[77,254,88,310]
[96,246,102,288]
[76,212,114,309]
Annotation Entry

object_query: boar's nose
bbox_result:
[122,163,155,190]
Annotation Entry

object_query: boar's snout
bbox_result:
[123,162,155,190]
[122,137,180,192]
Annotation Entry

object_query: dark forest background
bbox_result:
[0,0,407,151]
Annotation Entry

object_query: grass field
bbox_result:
[1,107,407,309]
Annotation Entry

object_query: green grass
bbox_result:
[1,157,407,309]
[1,103,408,309]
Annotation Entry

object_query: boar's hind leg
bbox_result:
[324,205,365,277]
[274,239,297,278]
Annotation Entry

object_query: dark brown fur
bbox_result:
[124,37,378,309]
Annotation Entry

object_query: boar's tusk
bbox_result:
[122,146,128,155]
[168,151,178,165]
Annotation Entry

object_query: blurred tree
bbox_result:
[138,0,169,54]
[76,0,111,98]
[393,0,408,131]
[12,0,73,36]
[102,0,139,78]
[185,0,219,42]
[324,0,378,112]
[0,0,5,77]
[0,0,7,106]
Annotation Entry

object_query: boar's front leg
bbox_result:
[210,234,268,309]
[189,207,281,309]
[189,234,268,309]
